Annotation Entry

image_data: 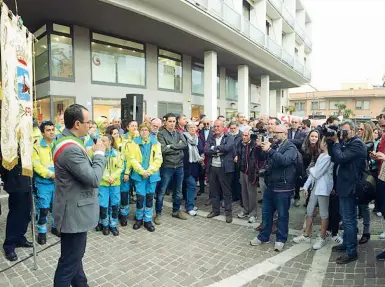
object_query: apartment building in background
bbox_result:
[5,0,312,122]
[289,83,385,121]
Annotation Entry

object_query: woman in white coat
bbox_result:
[293,138,334,250]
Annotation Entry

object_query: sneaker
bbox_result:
[154,215,162,225]
[188,210,197,216]
[293,234,311,244]
[250,237,269,246]
[294,199,300,207]
[313,237,327,250]
[193,206,198,211]
[332,235,343,244]
[377,251,385,261]
[380,231,385,239]
[204,180,208,186]
[274,242,284,252]
[237,212,248,219]
[196,182,200,187]
[248,216,257,223]
[172,211,188,220]
[377,212,383,217]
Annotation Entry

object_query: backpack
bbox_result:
[355,169,376,205]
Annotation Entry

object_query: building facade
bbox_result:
[6,0,312,123]
[289,88,385,121]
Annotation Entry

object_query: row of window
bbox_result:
[34,24,244,100]
[35,95,251,123]
[294,100,371,111]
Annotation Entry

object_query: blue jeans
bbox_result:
[258,187,291,243]
[339,195,358,257]
[184,175,196,212]
[156,167,184,215]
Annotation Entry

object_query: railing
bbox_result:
[304,36,312,50]
[266,37,281,58]
[183,0,311,80]
[294,60,304,75]
[269,0,283,14]
[281,49,294,67]
[282,6,295,28]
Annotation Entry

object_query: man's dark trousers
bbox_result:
[209,167,233,215]
[3,192,31,254]
[54,232,88,287]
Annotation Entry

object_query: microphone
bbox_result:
[89,133,98,144]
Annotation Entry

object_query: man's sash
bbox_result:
[53,135,91,163]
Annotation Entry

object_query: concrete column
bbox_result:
[146,44,158,91]
[260,75,270,116]
[272,18,283,45]
[276,90,282,114]
[204,51,218,120]
[255,0,267,33]
[237,65,249,118]
[219,67,226,100]
[269,90,277,116]
[281,89,289,109]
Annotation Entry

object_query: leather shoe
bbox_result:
[336,254,357,264]
[226,215,233,223]
[133,220,143,230]
[51,228,61,238]
[95,223,103,232]
[102,226,110,236]
[359,233,370,245]
[144,222,155,232]
[37,233,47,245]
[332,244,347,252]
[5,251,18,262]
[119,215,128,227]
[110,227,119,236]
[207,212,220,219]
[16,241,33,248]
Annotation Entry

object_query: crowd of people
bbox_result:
[3,106,385,269]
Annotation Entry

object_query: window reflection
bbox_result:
[35,35,49,81]
[51,35,73,78]
[53,97,74,124]
[36,97,51,123]
[158,49,182,91]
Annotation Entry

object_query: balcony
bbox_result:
[294,21,305,40]
[304,36,312,50]
[282,6,295,28]
[184,0,311,80]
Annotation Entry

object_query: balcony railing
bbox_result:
[304,36,312,50]
[304,68,311,79]
[184,0,311,80]
[282,6,295,28]
[295,21,305,40]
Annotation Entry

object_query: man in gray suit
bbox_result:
[53,104,106,287]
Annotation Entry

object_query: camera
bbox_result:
[321,124,348,139]
[251,127,268,141]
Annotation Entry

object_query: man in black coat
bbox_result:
[1,156,33,261]
[197,117,212,196]
[330,119,367,264]
[287,118,306,150]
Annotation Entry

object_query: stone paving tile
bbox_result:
[322,240,385,287]
[244,249,314,287]
[0,198,286,286]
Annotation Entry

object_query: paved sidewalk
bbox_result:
[0,191,384,286]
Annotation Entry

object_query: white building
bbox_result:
[7,0,312,122]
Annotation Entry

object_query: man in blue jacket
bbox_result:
[330,119,366,264]
[250,124,297,252]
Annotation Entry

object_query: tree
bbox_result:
[343,109,354,119]
[284,105,295,115]
[335,103,346,116]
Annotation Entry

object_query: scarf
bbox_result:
[183,132,201,163]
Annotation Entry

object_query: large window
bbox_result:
[243,0,251,20]
[226,76,238,100]
[225,109,237,121]
[158,102,183,117]
[158,49,182,91]
[294,102,305,111]
[51,24,73,79]
[34,25,49,81]
[191,62,220,98]
[329,101,345,110]
[191,104,204,119]
[91,33,145,86]
[319,101,326,110]
[192,62,204,95]
[356,100,370,110]
[53,97,74,124]
[311,102,318,110]
[36,97,51,123]
[93,98,121,122]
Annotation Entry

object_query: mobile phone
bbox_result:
[263,137,269,143]
[268,137,274,144]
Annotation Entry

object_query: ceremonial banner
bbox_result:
[1,3,34,176]
[276,113,303,124]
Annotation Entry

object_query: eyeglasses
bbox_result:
[79,120,91,125]
[203,123,210,126]
[358,128,364,131]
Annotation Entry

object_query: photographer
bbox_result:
[250,125,297,252]
[235,128,265,223]
[330,119,367,264]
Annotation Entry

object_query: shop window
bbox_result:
[158,49,182,92]
[53,97,74,124]
[36,97,51,123]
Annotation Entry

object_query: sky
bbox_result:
[304,0,385,90]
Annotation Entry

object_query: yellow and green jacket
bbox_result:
[32,138,55,185]
[55,124,65,138]
[33,127,42,144]
[100,148,124,186]
[129,135,162,183]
